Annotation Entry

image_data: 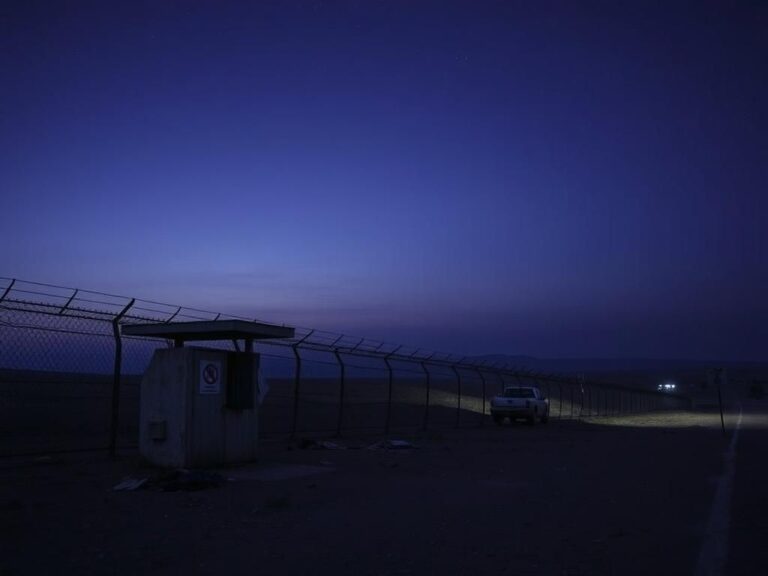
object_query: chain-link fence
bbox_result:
[0,278,691,457]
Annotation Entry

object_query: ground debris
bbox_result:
[367,439,418,450]
[112,469,224,492]
[298,438,347,450]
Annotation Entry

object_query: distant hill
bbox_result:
[468,355,768,375]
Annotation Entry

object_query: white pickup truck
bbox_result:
[490,386,549,425]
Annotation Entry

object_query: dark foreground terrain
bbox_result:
[2,405,766,576]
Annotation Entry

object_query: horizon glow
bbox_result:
[1,2,766,361]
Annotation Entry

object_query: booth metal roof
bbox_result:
[122,319,295,341]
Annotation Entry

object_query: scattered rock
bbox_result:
[112,477,148,491]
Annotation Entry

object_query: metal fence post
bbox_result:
[291,345,302,440]
[334,350,345,437]
[534,377,549,417]
[496,370,505,394]
[476,369,486,426]
[421,361,430,430]
[109,298,135,457]
[384,356,393,434]
[384,347,400,435]
[452,365,462,428]
[290,330,313,440]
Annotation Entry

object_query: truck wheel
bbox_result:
[528,409,537,425]
[493,415,503,426]
[541,409,549,424]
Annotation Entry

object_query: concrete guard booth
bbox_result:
[122,320,295,468]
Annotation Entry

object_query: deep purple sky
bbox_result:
[1,1,766,360]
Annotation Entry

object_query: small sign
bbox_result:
[199,360,221,394]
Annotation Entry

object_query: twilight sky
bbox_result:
[1,1,766,360]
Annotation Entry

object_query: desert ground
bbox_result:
[2,403,766,576]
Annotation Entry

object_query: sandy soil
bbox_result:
[2,406,766,576]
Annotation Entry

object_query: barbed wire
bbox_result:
[0,276,692,396]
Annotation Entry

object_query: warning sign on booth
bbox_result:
[199,361,222,394]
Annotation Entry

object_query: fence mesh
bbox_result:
[0,277,690,456]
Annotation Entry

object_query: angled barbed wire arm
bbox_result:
[58,289,78,315]
[0,279,15,304]
[330,334,345,348]
[384,345,402,435]
[296,328,316,347]
[165,306,182,323]
[109,298,135,457]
